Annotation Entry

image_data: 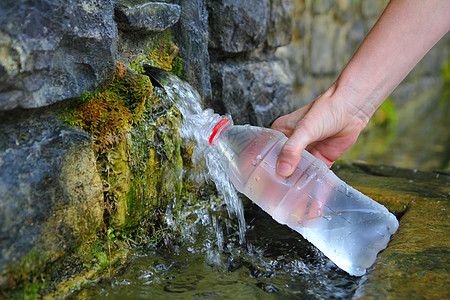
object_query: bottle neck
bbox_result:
[209,118,231,145]
[201,111,233,146]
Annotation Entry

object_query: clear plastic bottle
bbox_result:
[202,112,399,276]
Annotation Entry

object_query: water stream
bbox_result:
[70,71,360,299]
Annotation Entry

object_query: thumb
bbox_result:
[276,128,311,177]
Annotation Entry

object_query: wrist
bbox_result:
[325,77,383,129]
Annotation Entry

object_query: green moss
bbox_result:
[86,69,193,252]
[4,248,51,299]
[439,58,450,169]
[62,62,153,153]
[128,30,182,76]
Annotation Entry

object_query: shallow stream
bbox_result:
[71,196,360,299]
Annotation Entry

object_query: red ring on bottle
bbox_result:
[209,118,229,145]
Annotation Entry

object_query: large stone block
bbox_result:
[0,108,104,284]
[207,0,270,53]
[172,0,212,101]
[114,1,181,33]
[210,58,293,127]
[0,0,118,110]
[266,0,294,48]
[310,14,350,76]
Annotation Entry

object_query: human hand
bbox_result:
[271,85,368,176]
[270,0,450,177]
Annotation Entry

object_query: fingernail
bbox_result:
[277,162,292,177]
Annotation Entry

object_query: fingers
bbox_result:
[276,123,311,177]
[271,104,314,177]
[306,142,334,168]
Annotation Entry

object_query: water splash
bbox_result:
[154,71,246,244]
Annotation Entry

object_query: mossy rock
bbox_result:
[99,94,185,230]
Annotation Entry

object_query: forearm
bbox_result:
[333,0,450,124]
[273,0,450,174]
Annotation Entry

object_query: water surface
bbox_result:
[72,199,360,299]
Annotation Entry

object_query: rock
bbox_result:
[0,107,104,284]
[171,0,212,102]
[210,58,293,127]
[207,0,270,53]
[310,14,349,75]
[266,0,294,48]
[333,164,450,299]
[114,1,181,33]
[312,0,333,14]
[276,43,306,86]
[0,0,118,111]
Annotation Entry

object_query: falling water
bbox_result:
[155,71,247,244]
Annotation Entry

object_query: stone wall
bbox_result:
[206,0,294,126]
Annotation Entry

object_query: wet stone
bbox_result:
[115,1,181,33]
